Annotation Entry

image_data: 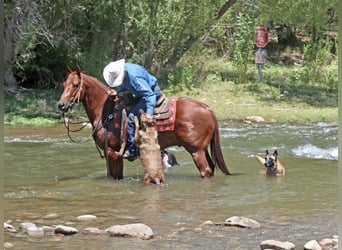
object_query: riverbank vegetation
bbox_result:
[4,0,337,125]
[4,59,337,125]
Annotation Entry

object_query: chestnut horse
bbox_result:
[57,66,231,179]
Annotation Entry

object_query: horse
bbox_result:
[57,66,231,180]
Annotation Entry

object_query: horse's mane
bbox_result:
[82,72,109,92]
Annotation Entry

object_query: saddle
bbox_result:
[105,93,177,138]
[101,93,177,159]
[153,95,177,132]
[154,93,172,120]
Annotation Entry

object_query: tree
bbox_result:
[4,0,336,90]
[5,0,238,89]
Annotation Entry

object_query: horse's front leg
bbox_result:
[106,148,124,180]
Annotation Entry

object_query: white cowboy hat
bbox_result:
[103,59,125,87]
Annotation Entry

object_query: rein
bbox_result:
[61,73,122,162]
[62,113,106,158]
[62,113,91,142]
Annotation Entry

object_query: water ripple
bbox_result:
[292,144,338,160]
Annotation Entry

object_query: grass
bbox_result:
[164,80,337,124]
[4,60,337,125]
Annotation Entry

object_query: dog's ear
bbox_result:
[273,150,278,157]
[265,150,269,155]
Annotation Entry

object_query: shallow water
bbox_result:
[4,122,338,249]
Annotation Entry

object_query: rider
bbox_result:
[103,59,161,160]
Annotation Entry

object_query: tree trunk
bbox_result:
[4,5,18,92]
[112,0,127,60]
[160,0,238,78]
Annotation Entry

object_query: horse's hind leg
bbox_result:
[192,150,213,178]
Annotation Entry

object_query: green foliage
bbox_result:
[302,40,332,82]
[206,72,223,84]
[4,0,337,92]
[233,13,255,83]
[258,0,336,31]
[166,66,199,95]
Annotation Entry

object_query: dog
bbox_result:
[255,150,285,176]
[161,150,179,169]
[134,114,165,185]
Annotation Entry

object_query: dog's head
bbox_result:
[264,150,278,168]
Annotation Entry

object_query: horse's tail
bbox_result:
[209,112,231,175]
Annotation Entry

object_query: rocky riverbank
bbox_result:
[4,214,338,249]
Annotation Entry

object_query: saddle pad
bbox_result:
[155,97,177,132]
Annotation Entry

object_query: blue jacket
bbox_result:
[117,63,159,115]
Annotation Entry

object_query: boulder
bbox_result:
[320,237,338,249]
[27,226,44,237]
[76,215,98,221]
[43,213,59,219]
[4,222,16,232]
[19,222,36,231]
[304,240,322,250]
[54,225,78,235]
[260,239,295,250]
[245,116,265,123]
[106,223,153,240]
[4,242,14,248]
[224,216,260,228]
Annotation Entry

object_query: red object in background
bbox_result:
[255,26,269,48]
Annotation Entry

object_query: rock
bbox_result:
[245,116,265,123]
[4,242,14,248]
[304,240,322,250]
[260,239,295,250]
[332,235,338,245]
[106,223,153,240]
[76,215,98,221]
[19,222,37,231]
[319,238,334,249]
[4,222,16,232]
[43,213,59,219]
[224,216,260,228]
[27,226,44,237]
[54,225,78,235]
[199,220,215,227]
[82,227,106,235]
[199,220,222,227]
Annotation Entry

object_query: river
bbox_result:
[4,122,338,249]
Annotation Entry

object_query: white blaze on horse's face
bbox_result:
[58,71,82,113]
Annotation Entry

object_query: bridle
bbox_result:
[60,75,124,161]
[61,74,89,141]
[68,74,84,110]
[60,74,106,157]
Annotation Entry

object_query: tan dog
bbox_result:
[255,150,285,176]
[134,113,165,185]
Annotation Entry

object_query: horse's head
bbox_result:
[57,65,84,113]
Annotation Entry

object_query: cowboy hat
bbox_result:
[103,59,125,87]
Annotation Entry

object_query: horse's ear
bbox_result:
[66,65,73,74]
[76,65,82,77]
